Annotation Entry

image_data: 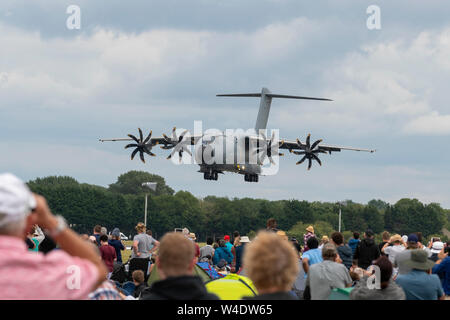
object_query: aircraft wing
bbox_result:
[98,135,201,146]
[279,138,376,154]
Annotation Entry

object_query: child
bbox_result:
[132,270,147,298]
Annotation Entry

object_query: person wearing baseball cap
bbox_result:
[395,249,445,300]
[224,235,233,254]
[395,233,424,275]
[0,173,108,299]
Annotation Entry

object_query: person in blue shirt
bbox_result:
[302,237,322,277]
[108,228,125,264]
[432,248,450,297]
[348,232,361,256]
[213,240,233,265]
[395,249,445,300]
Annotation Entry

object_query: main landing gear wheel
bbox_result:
[204,171,218,181]
[244,174,258,182]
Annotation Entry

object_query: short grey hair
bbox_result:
[101,227,107,235]
[0,213,26,236]
[322,243,337,260]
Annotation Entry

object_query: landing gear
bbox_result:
[244,174,259,182]
[204,171,218,181]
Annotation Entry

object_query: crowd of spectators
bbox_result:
[0,173,449,300]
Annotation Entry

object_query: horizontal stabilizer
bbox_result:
[217,93,332,101]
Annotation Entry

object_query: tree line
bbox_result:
[27,171,450,242]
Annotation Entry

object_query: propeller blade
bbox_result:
[310,139,323,150]
[296,138,302,146]
[178,150,183,163]
[292,151,306,155]
[296,155,307,165]
[143,130,152,144]
[131,148,139,160]
[269,156,276,165]
[179,129,188,142]
[128,134,140,144]
[139,150,145,163]
[143,147,156,157]
[172,127,177,141]
[306,134,311,149]
[307,158,312,170]
[167,153,173,160]
[311,153,322,166]
[184,148,192,157]
[124,143,138,149]
[279,153,284,156]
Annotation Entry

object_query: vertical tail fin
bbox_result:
[216,88,332,131]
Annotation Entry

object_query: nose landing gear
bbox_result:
[244,174,259,182]
[204,171,218,181]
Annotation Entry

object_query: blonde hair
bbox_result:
[243,231,299,292]
[135,222,146,233]
[158,232,195,277]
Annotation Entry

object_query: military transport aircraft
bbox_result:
[99,88,375,182]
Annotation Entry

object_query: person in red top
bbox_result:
[99,234,116,278]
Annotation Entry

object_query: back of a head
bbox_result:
[307,236,319,249]
[331,232,344,245]
[101,227,107,235]
[94,225,101,233]
[382,231,390,241]
[322,243,338,260]
[206,237,213,245]
[266,218,277,229]
[132,270,145,284]
[365,229,374,238]
[158,232,195,277]
[219,239,226,247]
[243,231,299,292]
[353,232,360,240]
[374,256,393,288]
[100,234,108,243]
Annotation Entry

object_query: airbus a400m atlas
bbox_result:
[99,88,375,182]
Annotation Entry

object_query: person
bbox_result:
[429,241,444,262]
[131,222,154,259]
[395,234,421,275]
[331,232,353,269]
[378,231,391,256]
[381,234,406,275]
[350,256,406,300]
[395,249,445,300]
[199,237,215,264]
[348,232,360,256]
[213,239,233,265]
[88,280,123,300]
[266,218,278,232]
[99,234,116,279]
[243,231,299,300]
[291,238,306,299]
[189,232,200,261]
[108,228,125,264]
[318,235,329,249]
[132,270,147,298]
[305,243,353,300]
[303,225,315,252]
[140,232,219,300]
[146,228,160,258]
[92,225,102,246]
[0,173,107,299]
[233,235,250,273]
[302,237,323,276]
[432,247,450,297]
[353,229,380,270]
[224,235,233,253]
[101,226,108,238]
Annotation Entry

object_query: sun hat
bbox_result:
[322,235,329,242]
[276,230,288,241]
[403,249,435,270]
[306,226,314,233]
[240,236,250,243]
[402,235,408,243]
[390,234,403,243]
[431,241,444,254]
[0,173,37,229]
[182,227,189,235]
[189,232,197,241]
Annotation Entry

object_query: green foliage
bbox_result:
[108,171,174,196]
[27,172,450,241]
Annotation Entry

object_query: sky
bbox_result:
[1,1,450,206]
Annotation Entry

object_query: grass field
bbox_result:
[120,240,206,262]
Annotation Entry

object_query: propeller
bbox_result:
[162,126,192,162]
[124,128,156,163]
[290,134,328,170]
[252,131,284,165]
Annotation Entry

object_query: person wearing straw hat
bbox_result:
[303,225,315,252]
[395,250,445,300]
[382,234,406,267]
